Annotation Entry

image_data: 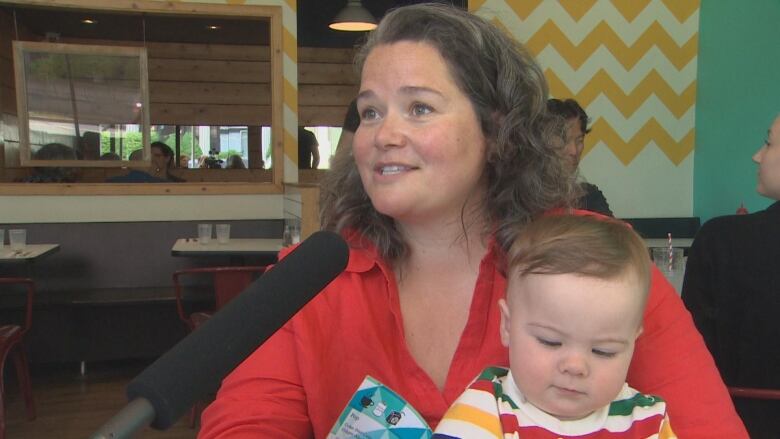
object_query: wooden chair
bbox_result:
[172,266,267,426]
[0,278,36,439]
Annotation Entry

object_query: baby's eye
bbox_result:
[592,349,616,358]
[410,103,433,117]
[536,338,561,348]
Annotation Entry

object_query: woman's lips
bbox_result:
[376,164,415,176]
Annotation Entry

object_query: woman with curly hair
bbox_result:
[200,4,745,438]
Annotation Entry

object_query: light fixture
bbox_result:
[81,18,97,25]
[206,25,221,30]
[329,0,377,32]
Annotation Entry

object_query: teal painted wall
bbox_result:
[694,0,780,222]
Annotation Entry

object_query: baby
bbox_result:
[434,214,675,438]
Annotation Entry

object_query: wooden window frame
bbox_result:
[0,0,285,196]
[13,41,151,169]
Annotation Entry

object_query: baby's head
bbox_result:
[499,214,651,420]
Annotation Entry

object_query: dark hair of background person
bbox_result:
[319,3,576,264]
[16,143,79,182]
[225,154,247,169]
[546,98,591,135]
[79,131,101,160]
[100,152,121,160]
[343,99,360,133]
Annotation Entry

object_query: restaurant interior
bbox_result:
[0,0,777,438]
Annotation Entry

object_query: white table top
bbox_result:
[171,238,283,257]
[0,244,60,263]
[644,238,694,249]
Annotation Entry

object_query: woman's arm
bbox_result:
[627,267,747,438]
[197,323,313,438]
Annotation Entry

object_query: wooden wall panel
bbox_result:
[149,81,269,105]
[148,58,271,83]
[298,63,357,86]
[151,103,270,126]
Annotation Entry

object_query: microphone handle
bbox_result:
[89,398,156,439]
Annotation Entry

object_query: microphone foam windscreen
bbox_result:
[127,230,349,429]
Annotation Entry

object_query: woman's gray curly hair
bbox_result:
[320,3,578,264]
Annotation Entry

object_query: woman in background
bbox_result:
[682,114,780,438]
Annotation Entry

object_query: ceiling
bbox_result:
[0,1,467,48]
[298,0,467,48]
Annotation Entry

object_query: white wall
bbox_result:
[0,194,283,223]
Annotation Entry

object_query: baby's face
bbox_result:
[499,271,644,420]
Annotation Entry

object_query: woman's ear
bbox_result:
[498,298,511,348]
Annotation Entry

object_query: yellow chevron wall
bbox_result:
[472,0,699,217]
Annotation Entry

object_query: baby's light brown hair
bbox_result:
[506,214,651,306]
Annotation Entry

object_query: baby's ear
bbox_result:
[498,298,511,348]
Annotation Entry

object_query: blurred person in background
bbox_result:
[547,98,613,216]
[682,114,780,438]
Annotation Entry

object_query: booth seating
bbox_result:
[620,217,701,239]
[0,220,283,365]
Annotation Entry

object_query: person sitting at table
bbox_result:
[150,141,185,182]
[16,143,80,183]
[198,4,745,438]
[547,98,613,216]
[682,114,780,438]
[107,147,163,183]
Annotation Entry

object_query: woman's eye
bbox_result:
[361,108,378,121]
[592,349,616,358]
[536,338,561,348]
[410,103,432,117]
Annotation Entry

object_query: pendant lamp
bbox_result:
[329,0,378,31]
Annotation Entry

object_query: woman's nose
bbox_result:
[374,112,406,149]
[752,146,764,164]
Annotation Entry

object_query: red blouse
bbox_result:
[198,234,746,438]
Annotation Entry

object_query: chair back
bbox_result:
[0,278,35,334]
[173,266,266,330]
[728,387,780,400]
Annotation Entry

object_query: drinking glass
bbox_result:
[197,224,213,245]
[9,229,26,251]
[216,224,231,244]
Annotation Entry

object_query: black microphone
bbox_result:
[90,230,349,438]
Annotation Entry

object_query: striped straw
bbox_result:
[667,232,673,272]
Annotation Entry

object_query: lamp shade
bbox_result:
[329,0,377,31]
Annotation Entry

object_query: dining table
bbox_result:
[171,238,283,264]
[0,244,60,265]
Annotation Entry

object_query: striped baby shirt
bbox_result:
[433,367,676,439]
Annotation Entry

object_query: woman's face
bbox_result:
[563,118,585,168]
[752,116,780,200]
[354,41,488,225]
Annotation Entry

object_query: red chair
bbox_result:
[728,387,780,400]
[173,266,266,332]
[0,278,36,439]
[172,266,266,426]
